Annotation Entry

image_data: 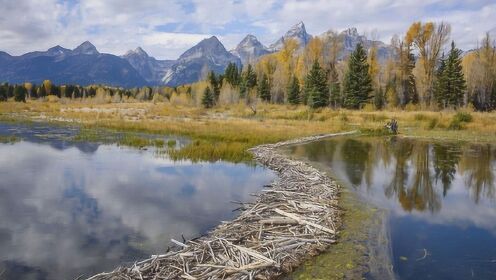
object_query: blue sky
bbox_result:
[0,0,495,59]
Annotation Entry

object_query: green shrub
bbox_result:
[448,119,464,130]
[453,112,473,123]
[359,127,395,136]
[448,112,473,130]
[167,139,177,147]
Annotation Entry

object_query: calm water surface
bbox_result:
[287,136,496,280]
[0,123,275,280]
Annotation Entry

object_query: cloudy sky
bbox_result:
[1,0,495,59]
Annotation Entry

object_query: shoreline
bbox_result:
[86,131,356,280]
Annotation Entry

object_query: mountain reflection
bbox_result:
[0,141,274,280]
[288,137,496,212]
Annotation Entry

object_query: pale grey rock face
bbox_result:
[122,47,174,85]
[72,41,99,55]
[162,36,241,87]
[269,21,312,51]
[320,27,395,62]
[231,34,271,65]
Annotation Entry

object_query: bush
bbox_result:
[448,119,464,130]
[448,112,473,130]
[453,112,473,123]
[359,127,395,136]
[167,139,177,147]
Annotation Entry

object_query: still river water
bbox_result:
[0,123,275,280]
[287,136,496,279]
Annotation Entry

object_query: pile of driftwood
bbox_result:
[87,132,354,280]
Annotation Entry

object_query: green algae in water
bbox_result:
[280,147,394,280]
[286,189,390,280]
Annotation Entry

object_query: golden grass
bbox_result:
[1,101,496,162]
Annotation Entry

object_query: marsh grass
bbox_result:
[74,128,169,149]
[0,135,20,144]
[3,101,496,162]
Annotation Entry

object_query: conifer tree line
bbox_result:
[0,80,198,103]
[203,22,495,111]
[2,21,495,111]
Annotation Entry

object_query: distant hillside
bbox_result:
[0,42,147,87]
[162,36,242,87]
[0,22,431,87]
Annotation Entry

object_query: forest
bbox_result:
[1,22,495,113]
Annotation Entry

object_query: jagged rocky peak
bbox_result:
[341,27,359,37]
[238,34,262,47]
[269,21,311,51]
[124,47,149,58]
[73,41,99,55]
[46,45,71,56]
[179,36,227,60]
[162,36,241,86]
[232,34,270,64]
[287,21,308,38]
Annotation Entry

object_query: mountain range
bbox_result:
[0,22,452,88]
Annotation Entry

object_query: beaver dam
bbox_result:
[87,132,355,280]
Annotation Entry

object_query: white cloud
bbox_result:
[0,0,494,59]
[142,32,213,59]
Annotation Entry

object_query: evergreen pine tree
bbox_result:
[305,60,329,108]
[7,84,14,99]
[328,63,341,108]
[445,41,466,108]
[435,54,448,108]
[224,63,240,86]
[400,51,417,106]
[208,71,220,101]
[13,85,26,102]
[258,74,271,102]
[73,87,80,99]
[239,78,247,99]
[201,86,215,108]
[244,64,257,90]
[37,85,44,98]
[435,42,467,109]
[342,43,373,109]
[0,84,7,101]
[287,75,300,105]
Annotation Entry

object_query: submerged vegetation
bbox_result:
[0,135,20,144]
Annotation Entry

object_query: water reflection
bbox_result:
[287,136,496,279]
[290,137,496,211]
[0,126,275,280]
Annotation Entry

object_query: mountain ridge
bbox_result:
[162,36,242,86]
[3,22,484,87]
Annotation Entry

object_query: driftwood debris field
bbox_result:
[87,131,355,280]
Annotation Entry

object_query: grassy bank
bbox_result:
[1,101,496,161]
